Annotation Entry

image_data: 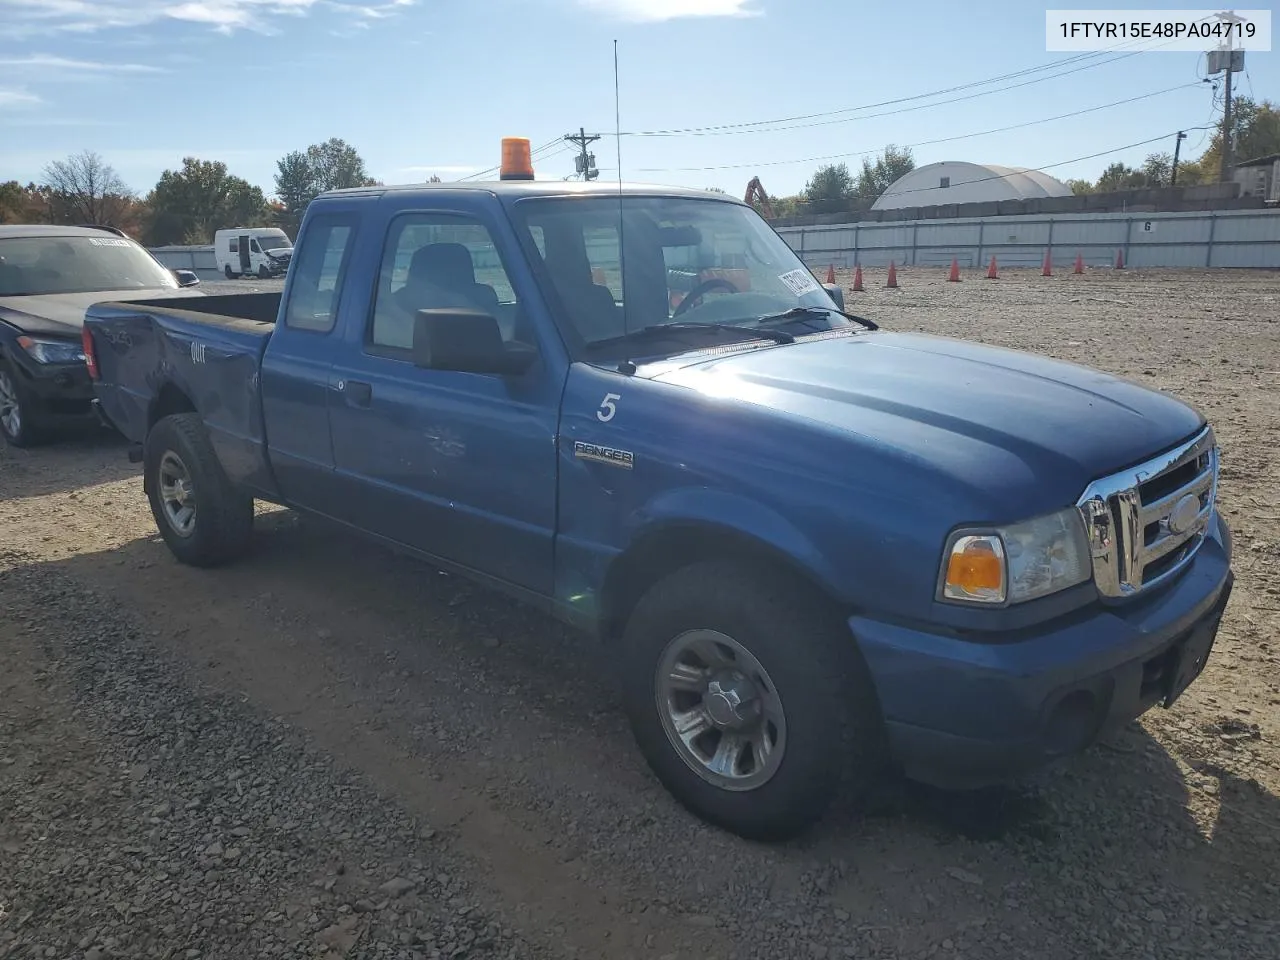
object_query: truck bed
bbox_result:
[85,292,281,497]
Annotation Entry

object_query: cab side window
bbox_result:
[368,213,523,356]
[283,215,356,333]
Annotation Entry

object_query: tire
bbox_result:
[619,559,887,842]
[0,362,51,448]
[224,264,235,280]
[258,265,270,280]
[144,412,254,567]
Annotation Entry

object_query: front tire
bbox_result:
[619,560,887,841]
[0,363,50,448]
[144,413,253,567]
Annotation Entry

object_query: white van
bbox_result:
[214,227,293,280]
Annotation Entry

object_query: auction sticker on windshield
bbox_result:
[88,238,132,247]
[779,268,820,297]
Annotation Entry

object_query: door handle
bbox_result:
[338,379,372,407]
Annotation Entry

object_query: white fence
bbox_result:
[775,208,1280,271]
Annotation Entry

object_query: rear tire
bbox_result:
[0,362,51,448]
[619,559,887,841]
[224,264,236,280]
[144,412,253,567]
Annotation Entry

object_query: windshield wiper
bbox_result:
[755,306,879,331]
[617,321,795,346]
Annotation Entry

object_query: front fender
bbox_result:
[627,485,846,599]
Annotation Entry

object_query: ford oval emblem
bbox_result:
[1167,493,1201,536]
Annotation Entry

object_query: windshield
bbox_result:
[511,195,851,360]
[259,233,292,252]
[0,235,178,297]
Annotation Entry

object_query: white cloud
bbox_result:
[0,0,414,36]
[0,89,43,108]
[576,0,760,21]
[0,54,166,73]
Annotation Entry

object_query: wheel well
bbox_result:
[150,382,196,429]
[599,523,844,642]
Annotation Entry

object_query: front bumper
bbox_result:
[6,348,96,420]
[853,510,1234,789]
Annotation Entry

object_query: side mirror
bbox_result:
[174,269,201,287]
[412,308,536,375]
[822,282,845,311]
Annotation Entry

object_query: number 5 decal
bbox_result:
[597,392,621,422]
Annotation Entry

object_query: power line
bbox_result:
[617,21,1215,139]
[631,83,1204,173]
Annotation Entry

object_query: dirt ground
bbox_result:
[1,267,1278,960]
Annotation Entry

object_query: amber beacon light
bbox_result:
[499,137,535,181]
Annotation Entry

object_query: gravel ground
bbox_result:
[2,267,1278,960]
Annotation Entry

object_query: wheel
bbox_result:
[224,264,235,280]
[144,412,253,567]
[0,362,50,448]
[258,264,270,280]
[619,560,887,841]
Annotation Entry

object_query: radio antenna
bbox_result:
[614,38,629,341]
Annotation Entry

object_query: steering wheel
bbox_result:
[671,277,740,319]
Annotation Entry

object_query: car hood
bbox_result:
[645,330,1207,518]
[264,247,292,260]
[0,288,206,338]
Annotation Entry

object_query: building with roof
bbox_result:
[872,161,1074,210]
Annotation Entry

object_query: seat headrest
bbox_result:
[407,243,477,289]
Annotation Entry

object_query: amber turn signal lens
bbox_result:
[943,535,1006,603]
[500,137,534,181]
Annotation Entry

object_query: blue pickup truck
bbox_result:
[83,152,1234,841]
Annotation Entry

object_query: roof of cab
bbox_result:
[315,179,748,205]
[0,224,137,239]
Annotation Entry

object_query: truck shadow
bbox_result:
[20,509,1279,958]
[0,427,137,501]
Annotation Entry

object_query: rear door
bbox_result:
[259,197,376,516]
[326,202,563,594]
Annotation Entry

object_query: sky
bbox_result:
[0,0,1274,201]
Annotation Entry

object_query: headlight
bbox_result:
[940,507,1091,606]
[17,335,86,364]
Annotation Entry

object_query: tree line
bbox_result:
[0,137,403,245]
[745,98,1278,217]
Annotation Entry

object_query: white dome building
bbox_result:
[872,161,1073,210]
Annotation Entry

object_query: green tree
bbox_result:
[144,157,269,246]
[273,138,378,229]
[856,144,915,199]
[1064,178,1094,195]
[802,163,856,212]
[1140,152,1173,188]
[1196,97,1280,177]
[1095,162,1146,193]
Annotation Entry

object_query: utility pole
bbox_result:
[564,127,600,181]
[1209,11,1247,183]
[1171,130,1187,186]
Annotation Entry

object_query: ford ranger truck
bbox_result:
[82,145,1234,841]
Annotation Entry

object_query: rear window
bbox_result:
[0,235,178,296]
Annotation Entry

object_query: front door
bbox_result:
[327,207,561,595]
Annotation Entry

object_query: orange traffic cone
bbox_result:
[1114,248,1125,269]
[986,255,999,279]
[886,261,899,288]
[947,257,960,282]
[825,264,836,285]
[852,264,864,292]
[1042,249,1052,276]
[1073,252,1084,274]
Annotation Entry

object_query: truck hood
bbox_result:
[646,330,1206,517]
[0,287,206,339]
[264,247,292,260]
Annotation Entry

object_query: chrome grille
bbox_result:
[1076,426,1218,599]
